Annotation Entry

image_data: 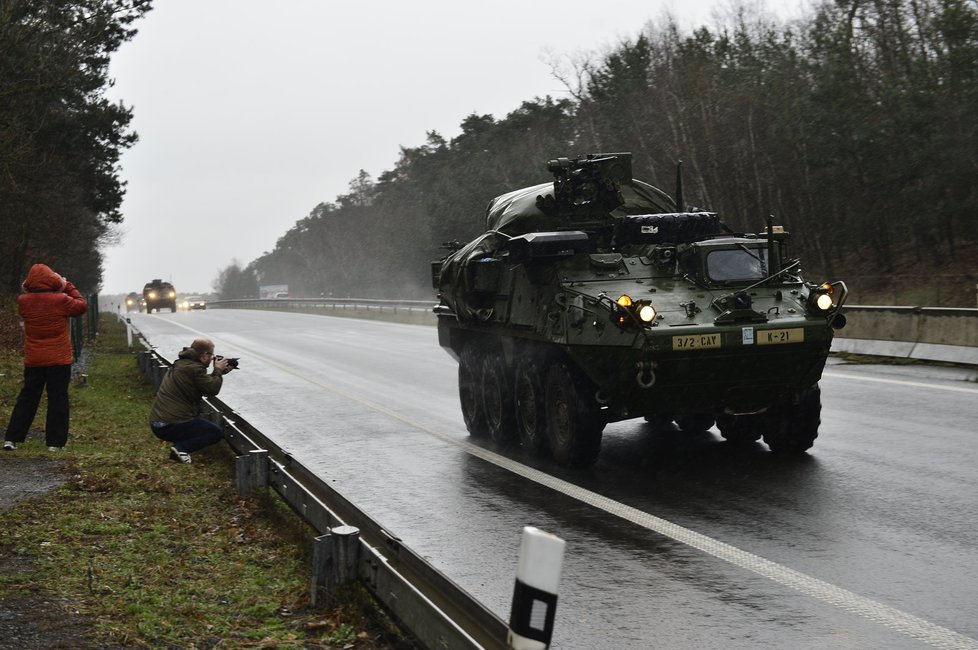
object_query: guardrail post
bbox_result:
[311,525,361,606]
[508,526,565,650]
[136,351,149,376]
[235,449,269,497]
[199,401,222,426]
[152,362,167,391]
[125,318,133,348]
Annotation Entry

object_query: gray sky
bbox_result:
[103,0,808,295]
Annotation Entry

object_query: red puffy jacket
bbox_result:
[18,264,89,367]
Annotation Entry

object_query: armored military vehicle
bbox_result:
[125,292,140,312]
[142,279,177,313]
[432,153,847,467]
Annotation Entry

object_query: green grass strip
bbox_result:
[0,316,404,649]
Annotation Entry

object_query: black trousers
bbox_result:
[4,364,72,448]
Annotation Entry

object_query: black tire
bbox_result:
[458,346,489,438]
[482,353,518,444]
[674,414,716,433]
[643,414,675,429]
[515,356,549,456]
[716,413,764,444]
[544,362,604,468]
[763,384,821,453]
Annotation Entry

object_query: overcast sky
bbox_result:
[102,0,809,295]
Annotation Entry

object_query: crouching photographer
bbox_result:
[148,338,236,464]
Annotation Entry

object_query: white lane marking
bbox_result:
[472,448,978,650]
[823,370,978,395]
[139,320,978,649]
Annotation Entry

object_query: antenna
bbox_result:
[675,160,684,212]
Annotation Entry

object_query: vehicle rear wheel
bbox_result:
[763,384,821,453]
[482,354,518,444]
[545,362,604,468]
[514,356,548,456]
[643,414,675,430]
[674,414,716,433]
[458,346,489,438]
[716,413,763,444]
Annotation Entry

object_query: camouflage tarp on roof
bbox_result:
[485,179,676,235]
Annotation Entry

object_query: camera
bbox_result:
[215,355,240,369]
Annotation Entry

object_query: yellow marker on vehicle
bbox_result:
[672,333,721,350]
[757,328,805,345]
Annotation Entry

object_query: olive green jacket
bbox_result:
[149,347,223,424]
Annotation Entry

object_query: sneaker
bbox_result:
[47,446,63,452]
[2,441,15,451]
[169,446,192,464]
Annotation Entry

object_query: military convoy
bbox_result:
[432,153,847,467]
[142,279,177,313]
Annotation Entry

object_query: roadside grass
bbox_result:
[0,316,403,649]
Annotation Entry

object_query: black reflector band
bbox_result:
[509,578,558,644]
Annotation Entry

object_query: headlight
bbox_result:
[610,294,657,329]
[126,299,133,305]
[148,291,157,299]
[807,281,843,314]
[169,291,176,298]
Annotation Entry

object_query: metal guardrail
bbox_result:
[130,326,510,650]
[836,305,978,365]
[208,297,436,315]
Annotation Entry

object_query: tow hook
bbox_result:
[636,360,657,388]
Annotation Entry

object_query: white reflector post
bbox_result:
[508,526,566,650]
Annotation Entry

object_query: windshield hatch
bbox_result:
[706,246,770,283]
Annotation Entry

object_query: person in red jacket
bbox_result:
[3,263,88,451]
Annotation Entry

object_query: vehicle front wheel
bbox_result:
[762,384,821,453]
[545,362,604,468]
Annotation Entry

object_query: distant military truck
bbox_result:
[125,292,140,312]
[143,279,177,313]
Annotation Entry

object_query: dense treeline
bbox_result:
[238,0,976,304]
[0,0,151,295]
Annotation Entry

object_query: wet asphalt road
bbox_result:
[128,309,978,650]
